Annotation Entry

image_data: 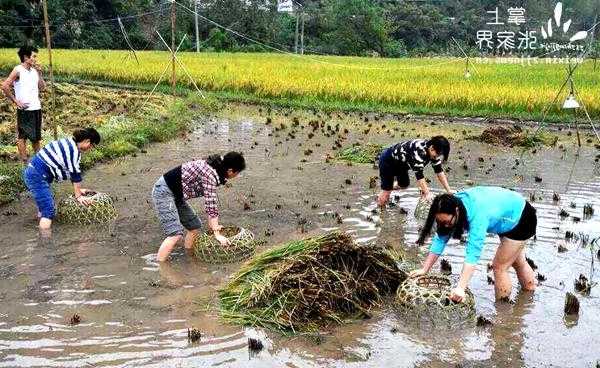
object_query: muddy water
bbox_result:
[0,114,599,368]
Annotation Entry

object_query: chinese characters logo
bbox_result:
[476,2,588,54]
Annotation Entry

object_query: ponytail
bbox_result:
[206,151,246,185]
[417,193,467,245]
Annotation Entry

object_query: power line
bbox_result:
[0,6,168,30]
[174,0,463,71]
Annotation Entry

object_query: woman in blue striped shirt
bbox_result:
[23,128,101,231]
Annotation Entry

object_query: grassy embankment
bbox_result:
[0,83,216,204]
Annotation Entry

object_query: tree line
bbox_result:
[1,0,598,57]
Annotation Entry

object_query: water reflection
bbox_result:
[0,117,599,367]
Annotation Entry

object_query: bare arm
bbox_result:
[449,263,477,303]
[72,182,85,198]
[73,183,94,206]
[207,216,222,233]
[416,178,430,198]
[456,263,477,290]
[34,65,46,92]
[436,171,452,193]
[409,252,439,277]
[208,216,231,246]
[38,73,46,92]
[421,252,439,273]
[1,68,19,105]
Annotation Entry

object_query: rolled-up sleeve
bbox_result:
[411,146,427,180]
[70,172,82,183]
[70,149,82,183]
[432,157,443,174]
[429,233,450,256]
[201,174,219,218]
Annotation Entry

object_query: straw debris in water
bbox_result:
[336,143,383,164]
[564,292,580,316]
[219,232,403,333]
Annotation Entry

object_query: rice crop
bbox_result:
[1,49,598,121]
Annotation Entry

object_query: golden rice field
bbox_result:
[1,49,599,121]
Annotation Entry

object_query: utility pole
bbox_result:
[171,0,177,96]
[591,13,598,71]
[294,11,299,54]
[41,0,57,139]
[300,11,305,55]
[194,0,200,52]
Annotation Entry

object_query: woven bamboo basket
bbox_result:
[57,192,117,225]
[193,226,257,264]
[414,196,433,221]
[396,275,475,320]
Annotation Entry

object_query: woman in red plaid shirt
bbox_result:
[151,152,246,262]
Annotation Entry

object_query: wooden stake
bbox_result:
[575,119,582,147]
[194,0,200,53]
[170,0,176,96]
[42,0,57,139]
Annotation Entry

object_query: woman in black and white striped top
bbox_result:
[377,136,452,206]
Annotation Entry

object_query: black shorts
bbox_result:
[17,109,42,142]
[499,201,537,241]
[379,162,410,191]
[379,147,410,191]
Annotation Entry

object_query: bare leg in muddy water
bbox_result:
[377,190,392,207]
[492,238,536,300]
[39,228,52,239]
[159,261,186,287]
[157,230,198,261]
[377,185,408,207]
[157,235,182,262]
[39,217,52,237]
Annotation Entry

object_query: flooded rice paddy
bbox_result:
[0,110,599,367]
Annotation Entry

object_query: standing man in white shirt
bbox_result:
[1,46,46,163]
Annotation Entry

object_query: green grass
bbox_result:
[0,162,26,205]
[336,143,383,164]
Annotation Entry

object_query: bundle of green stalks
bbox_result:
[219,232,404,333]
[336,143,383,164]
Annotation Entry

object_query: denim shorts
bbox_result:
[23,164,55,219]
[151,176,202,237]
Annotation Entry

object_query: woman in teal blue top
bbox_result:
[410,186,537,302]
